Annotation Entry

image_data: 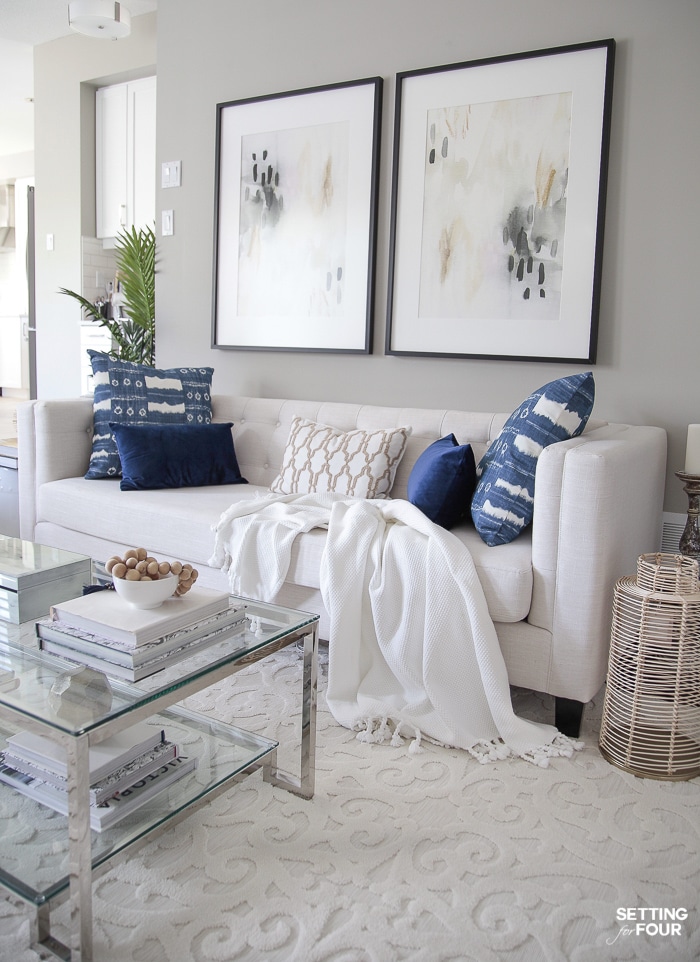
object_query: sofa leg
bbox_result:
[555,697,585,738]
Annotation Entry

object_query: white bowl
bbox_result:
[112,572,178,609]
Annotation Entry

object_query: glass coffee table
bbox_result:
[0,547,319,962]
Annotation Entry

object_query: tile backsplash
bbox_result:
[81,236,117,305]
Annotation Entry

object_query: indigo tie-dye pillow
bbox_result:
[85,351,213,479]
[471,372,595,546]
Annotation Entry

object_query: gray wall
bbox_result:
[34,1,700,514]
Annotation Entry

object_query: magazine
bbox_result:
[0,755,197,831]
[2,739,179,805]
[5,720,165,782]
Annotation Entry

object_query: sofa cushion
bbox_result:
[471,371,595,546]
[85,352,213,479]
[111,422,248,491]
[270,417,411,499]
[38,478,267,567]
[407,434,476,529]
[36,479,533,624]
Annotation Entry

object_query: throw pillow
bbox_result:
[111,422,248,491]
[471,371,595,546]
[85,352,213,479]
[407,434,476,529]
[270,417,411,499]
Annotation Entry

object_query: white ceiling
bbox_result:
[0,0,157,157]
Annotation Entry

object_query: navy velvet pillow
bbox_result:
[110,422,248,491]
[407,434,477,529]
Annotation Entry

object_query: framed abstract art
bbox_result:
[212,77,383,353]
[386,40,615,362]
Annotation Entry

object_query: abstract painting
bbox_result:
[386,40,615,362]
[213,78,382,353]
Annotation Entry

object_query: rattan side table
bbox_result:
[599,553,700,780]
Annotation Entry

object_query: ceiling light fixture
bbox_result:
[68,1,131,40]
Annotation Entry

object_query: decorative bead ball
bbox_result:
[105,550,199,596]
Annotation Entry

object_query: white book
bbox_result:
[6,720,165,783]
[2,739,179,805]
[0,755,197,831]
[39,634,218,683]
[49,586,232,647]
[37,615,248,682]
[36,602,247,668]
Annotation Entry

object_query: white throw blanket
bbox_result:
[210,493,581,766]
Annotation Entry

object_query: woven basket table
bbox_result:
[599,553,700,780]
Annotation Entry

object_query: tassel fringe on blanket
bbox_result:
[210,492,584,768]
[351,716,583,767]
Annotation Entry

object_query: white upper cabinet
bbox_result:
[96,76,156,239]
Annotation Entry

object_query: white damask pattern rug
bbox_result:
[1,648,698,962]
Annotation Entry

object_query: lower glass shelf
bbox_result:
[0,705,278,905]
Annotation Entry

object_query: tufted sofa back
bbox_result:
[211,396,510,500]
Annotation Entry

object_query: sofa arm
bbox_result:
[528,423,667,701]
[18,398,94,540]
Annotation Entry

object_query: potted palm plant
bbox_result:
[60,224,156,366]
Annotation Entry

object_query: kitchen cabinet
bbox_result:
[96,76,156,240]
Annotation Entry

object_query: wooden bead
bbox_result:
[109,550,197,592]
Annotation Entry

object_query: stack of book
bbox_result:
[35,587,247,681]
[0,720,196,831]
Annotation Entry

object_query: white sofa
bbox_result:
[17,394,667,736]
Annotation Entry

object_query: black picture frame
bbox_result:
[386,40,615,363]
[212,77,383,354]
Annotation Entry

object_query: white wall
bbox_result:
[32,14,156,399]
[33,2,700,514]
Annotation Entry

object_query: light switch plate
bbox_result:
[161,161,181,188]
[161,210,174,236]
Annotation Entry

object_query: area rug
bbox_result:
[1,647,698,962]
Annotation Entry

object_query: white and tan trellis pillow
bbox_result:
[270,417,412,499]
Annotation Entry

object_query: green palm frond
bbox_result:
[114,225,156,333]
[59,224,156,366]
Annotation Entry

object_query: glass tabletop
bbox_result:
[0,596,318,737]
